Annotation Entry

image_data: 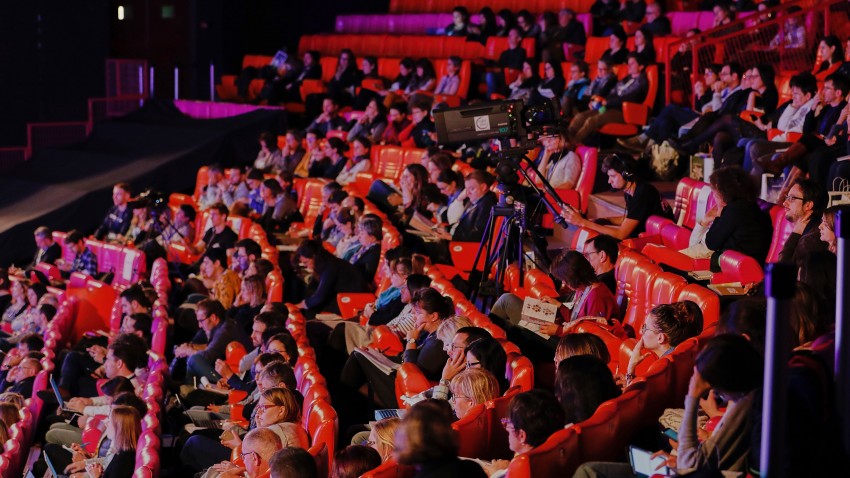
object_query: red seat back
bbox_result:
[505,427,581,478]
[677,284,720,329]
[306,399,338,472]
[506,353,534,392]
[766,204,794,263]
[452,403,490,459]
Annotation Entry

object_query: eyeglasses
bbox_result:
[640,323,661,334]
[500,418,515,432]
[365,440,376,447]
[448,343,465,352]
[784,195,805,203]
[466,361,481,369]
[240,451,258,461]
[255,404,281,413]
[450,394,471,403]
[583,249,600,259]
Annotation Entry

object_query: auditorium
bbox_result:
[0,0,847,477]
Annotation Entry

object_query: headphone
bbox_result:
[607,153,637,182]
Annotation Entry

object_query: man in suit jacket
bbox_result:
[2,357,41,397]
[33,226,62,266]
[451,170,497,243]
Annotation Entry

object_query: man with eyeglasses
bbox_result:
[1,356,41,396]
[583,234,619,294]
[240,428,283,478]
[778,179,827,264]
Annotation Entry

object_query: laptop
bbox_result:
[628,446,671,478]
[43,450,69,478]
[49,375,75,414]
[175,394,222,430]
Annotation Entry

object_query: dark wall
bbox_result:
[108,0,389,98]
[0,0,110,145]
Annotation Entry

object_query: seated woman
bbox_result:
[434,56,463,96]
[336,137,373,186]
[367,163,430,229]
[483,389,566,477]
[405,59,437,96]
[336,287,452,431]
[555,355,621,425]
[327,49,363,107]
[507,59,541,102]
[227,275,266,331]
[332,208,360,260]
[254,131,283,172]
[364,416,400,462]
[65,405,140,478]
[554,332,612,371]
[819,205,849,254]
[347,99,388,144]
[332,446,383,478]
[600,28,629,65]
[349,214,383,285]
[813,36,844,79]
[449,368,501,420]
[394,400,487,477]
[294,239,369,315]
[490,251,618,359]
[530,60,566,106]
[701,166,773,270]
[463,337,510,394]
[620,301,703,387]
[632,27,656,65]
[536,130,582,189]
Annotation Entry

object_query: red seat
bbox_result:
[766,204,794,263]
[336,292,375,319]
[575,321,623,372]
[506,427,582,478]
[306,399,338,472]
[308,442,330,478]
[447,242,486,280]
[452,403,490,459]
[485,386,522,460]
[570,227,599,253]
[711,250,764,286]
[266,270,283,303]
[360,459,416,478]
[225,341,247,372]
[644,271,688,328]
[677,284,720,329]
[622,260,662,331]
[395,362,435,408]
[506,353,534,392]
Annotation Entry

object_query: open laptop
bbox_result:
[49,375,76,415]
[43,450,69,478]
[175,394,223,430]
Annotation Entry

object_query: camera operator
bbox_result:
[560,154,671,239]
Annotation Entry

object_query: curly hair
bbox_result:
[551,250,598,289]
[709,166,757,204]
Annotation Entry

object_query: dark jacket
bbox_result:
[34,243,62,266]
[413,457,488,478]
[452,191,497,243]
[304,256,370,313]
[402,331,448,382]
[705,199,773,270]
[192,319,253,363]
[94,205,132,240]
[351,242,382,285]
[778,216,827,265]
[104,450,136,478]
[606,72,649,110]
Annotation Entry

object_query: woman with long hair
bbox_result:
[79,405,140,478]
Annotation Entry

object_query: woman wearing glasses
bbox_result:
[448,368,500,420]
[620,301,703,387]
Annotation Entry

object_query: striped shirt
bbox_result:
[387,304,417,335]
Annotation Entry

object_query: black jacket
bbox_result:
[452,191,497,243]
[705,199,773,270]
[304,256,370,313]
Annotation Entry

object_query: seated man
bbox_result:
[306,95,347,137]
[449,170,498,243]
[642,2,671,36]
[349,214,383,285]
[198,165,226,211]
[174,299,252,385]
[64,338,146,418]
[158,203,196,247]
[196,248,241,309]
[0,356,41,396]
[561,154,672,239]
[57,229,98,278]
[269,447,318,478]
[94,182,133,241]
[213,311,288,388]
[778,178,827,265]
[399,94,436,149]
[568,53,649,145]
[583,234,619,294]
[32,226,62,267]
[191,202,238,255]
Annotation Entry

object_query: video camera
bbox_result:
[128,188,167,211]
[433,97,564,148]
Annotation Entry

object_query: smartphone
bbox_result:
[662,428,678,442]
[629,446,671,478]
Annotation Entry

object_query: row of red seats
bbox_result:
[334,11,716,38]
[48,231,147,289]
[298,34,535,62]
[388,0,596,15]
[0,295,77,475]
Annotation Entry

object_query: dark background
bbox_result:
[0,0,388,146]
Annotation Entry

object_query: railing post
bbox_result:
[150,66,155,98]
[210,63,215,102]
[174,66,179,100]
[760,262,795,478]
[836,210,850,457]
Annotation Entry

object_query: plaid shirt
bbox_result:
[73,247,98,277]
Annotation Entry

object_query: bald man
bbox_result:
[241,428,282,478]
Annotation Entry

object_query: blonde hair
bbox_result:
[372,417,400,461]
[260,387,302,424]
[0,403,19,428]
[0,392,25,409]
[109,405,141,452]
[436,315,474,345]
[450,368,500,406]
